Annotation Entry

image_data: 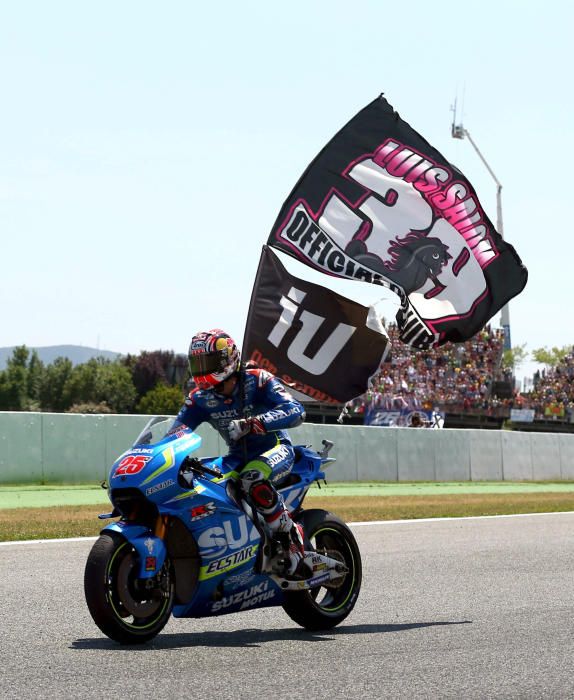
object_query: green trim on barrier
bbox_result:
[2,481,574,510]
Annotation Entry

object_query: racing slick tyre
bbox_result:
[282,509,362,630]
[84,532,174,644]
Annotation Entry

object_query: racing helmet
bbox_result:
[188,329,240,390]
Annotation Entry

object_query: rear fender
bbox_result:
[100,521,167,579]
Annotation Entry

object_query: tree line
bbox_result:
[502,344,571,371]
[5,342,569,415]
[0,346,189,415]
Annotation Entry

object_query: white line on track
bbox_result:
[1,510,573,547]
[0,535,98,547]
[349,510,574,526]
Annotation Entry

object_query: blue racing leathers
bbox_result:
[176,367,307,572]
[175,368,305,461]
[175,367,303,491]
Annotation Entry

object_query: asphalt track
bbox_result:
[2,514,574,699]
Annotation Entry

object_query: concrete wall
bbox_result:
[0,412,573,484]
[0,412,222,484]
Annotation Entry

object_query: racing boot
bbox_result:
[241,474,306,577]
[285,521,307,577]
[266,507,306,577]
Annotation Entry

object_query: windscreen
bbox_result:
[132,416,190,447]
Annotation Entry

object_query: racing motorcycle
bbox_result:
[84,416,362,644]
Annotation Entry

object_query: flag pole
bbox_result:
[236,245,268,464]
[241,245,268,361]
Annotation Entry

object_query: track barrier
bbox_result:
[1,412,573,484]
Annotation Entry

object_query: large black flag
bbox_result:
[267,95,527,348]
[243,246,389,404]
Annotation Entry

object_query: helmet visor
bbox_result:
[188,350,227,377]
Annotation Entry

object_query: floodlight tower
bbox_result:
[451,101,511,351]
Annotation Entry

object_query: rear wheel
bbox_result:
[282,509,362,630]
[84,532,174,644]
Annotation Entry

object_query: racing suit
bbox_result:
[175,367,306,571]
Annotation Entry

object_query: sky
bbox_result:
[1,0,572,381]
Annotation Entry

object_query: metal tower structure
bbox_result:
[451,101,511,351]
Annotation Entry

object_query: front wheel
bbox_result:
[282,509,362,630]
[84,532,174,644]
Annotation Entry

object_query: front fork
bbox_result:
[154,514,168,540]
[138,515,169,580]
[102,515,169,580]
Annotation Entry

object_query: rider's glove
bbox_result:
[228,416,266,441]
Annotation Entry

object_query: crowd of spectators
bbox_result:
[355,323,506,417]
[520,350,574,421]
[353,323,574,424]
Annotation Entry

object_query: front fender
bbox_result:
[101,522,167,579]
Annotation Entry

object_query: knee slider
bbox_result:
[249,480,278,510]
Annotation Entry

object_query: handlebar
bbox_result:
[180,456,222,480]
[318,440,334,459]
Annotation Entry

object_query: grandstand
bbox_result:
[303,325,574,433]
[526,350,574,422]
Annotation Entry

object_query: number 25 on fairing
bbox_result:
[113,454,151,477]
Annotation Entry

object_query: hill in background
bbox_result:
[0,345,120,370]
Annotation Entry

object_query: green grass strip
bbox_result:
[311,481,574,497]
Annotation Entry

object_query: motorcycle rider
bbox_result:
[174,329,307,577]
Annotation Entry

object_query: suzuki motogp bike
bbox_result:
[84,417,362,644]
